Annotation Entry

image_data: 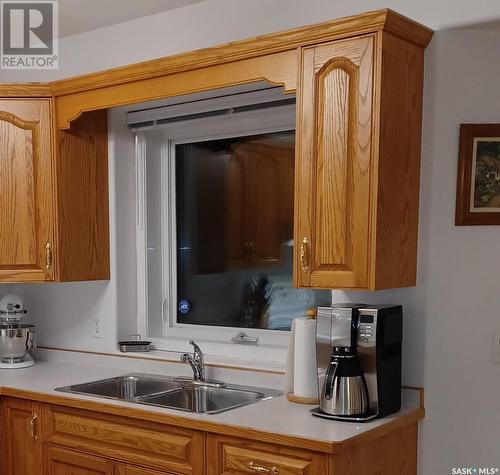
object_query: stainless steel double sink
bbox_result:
[56,374,281,414]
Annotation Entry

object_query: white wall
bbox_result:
[2,1,500,473]
[15,107,137,351]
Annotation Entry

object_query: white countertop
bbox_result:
[0,356,422,449]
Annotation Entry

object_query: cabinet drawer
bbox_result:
[43,445,114,474]
[207,434,328,475]
[42,404,204,474]
[115,464,171,475]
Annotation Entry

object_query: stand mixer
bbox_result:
[0,294,36,369]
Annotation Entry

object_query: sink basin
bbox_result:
[57,375,182,400]
[137,385,266,414]
[56,373,281,414]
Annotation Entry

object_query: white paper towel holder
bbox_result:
[286,308,320,405]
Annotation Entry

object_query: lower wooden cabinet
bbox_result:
[42,445,170,475]
[42,403,203,474]
[115,464,171,475]
[0,397,419,475]
[206,434,328,475]
[2,397,42,475]
[43,445,114,474]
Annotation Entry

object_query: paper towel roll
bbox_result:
[284,317,318,400]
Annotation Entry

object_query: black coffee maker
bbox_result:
[312,304,403,422]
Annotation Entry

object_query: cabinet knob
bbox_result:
[300,237,310,271]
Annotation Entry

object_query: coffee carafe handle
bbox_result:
[324,361,338,400]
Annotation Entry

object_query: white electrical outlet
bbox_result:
[491,330,500,363]
[92,319,104,339]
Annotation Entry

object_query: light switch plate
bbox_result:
[491,330,500,363]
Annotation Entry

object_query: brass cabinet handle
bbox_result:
[30,413,38,440]
[300,237,310,271]
[247,461,279,474]
[45,242,52,271]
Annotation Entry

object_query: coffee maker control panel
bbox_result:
[358,313,376,343]
[358,324,373,341]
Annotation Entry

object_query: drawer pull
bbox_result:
[248,460,280,474]
[30,413,38,440]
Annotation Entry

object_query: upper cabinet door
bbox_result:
[295,36,373,289]
[0,99,55,282]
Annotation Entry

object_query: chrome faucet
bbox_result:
[180,339,205,381]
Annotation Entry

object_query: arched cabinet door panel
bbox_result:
[295,36,373,289]
[0,99,55,282]
[294,30,426,290]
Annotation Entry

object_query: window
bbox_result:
[134,85,328,358]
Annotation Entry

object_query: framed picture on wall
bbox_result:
[456,124,500,225]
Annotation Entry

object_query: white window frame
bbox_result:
[135,102,296,360]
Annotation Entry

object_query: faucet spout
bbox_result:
[180,340,205,381]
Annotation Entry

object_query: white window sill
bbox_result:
[39,344,286,373]
[142,337,287,372]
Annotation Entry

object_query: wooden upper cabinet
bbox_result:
[295,31,426,290]
[0,100,109,283]
[55,110,110,282]
[0,10,429,287]
[295,36,373,289]
[0,99,55,282]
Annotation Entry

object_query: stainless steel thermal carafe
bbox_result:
[320,345,369,416]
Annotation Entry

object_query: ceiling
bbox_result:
[58,0,204,37]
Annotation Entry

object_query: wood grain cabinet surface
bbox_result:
[42,445,174,475]
[294,32,426,290]
[2,397,43,475]
[0,395,422,475]
[41,404,204,474]
[43,445,114,475]
[0,10,430,289]
[114,464,172,475]
[0,100,55,282]
[206,434,328,475]
[0,99,110,283]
